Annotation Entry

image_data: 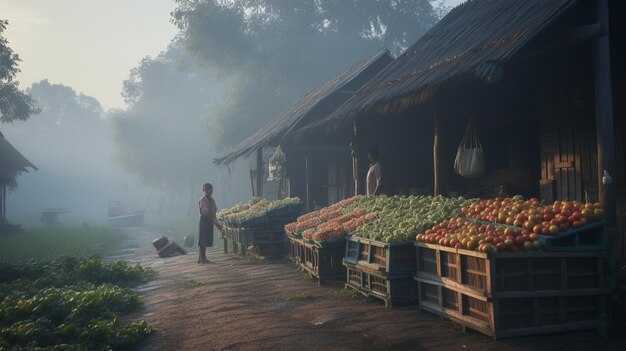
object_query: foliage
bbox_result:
[0,257,155,350]
[171,0,439,149]
[111,44,219,197]
[0,226,128,262]
[0,20,39,124]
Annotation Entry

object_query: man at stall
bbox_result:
[198,183,223,263]
[366,147,383,196]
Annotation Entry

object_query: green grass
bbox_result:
[0,225,128,262]
[286,292,316,301]
[332,288,367,300]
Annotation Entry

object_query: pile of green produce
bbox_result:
[285,195,473,243]
[218,197,302,228]
[0,256,155,350]
[351,195,474,242]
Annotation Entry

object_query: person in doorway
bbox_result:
[198,183,223,263]
[366,147,383,196]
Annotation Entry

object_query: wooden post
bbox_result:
[352,120,359,196]
[305,156,310,212]
[433,106,441,196]
[0,184,5,224]
[593,0,616,225]
[256,148,264,198]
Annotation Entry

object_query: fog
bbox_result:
[1,1,456,227]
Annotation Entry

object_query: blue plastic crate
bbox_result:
[538,221,607,252]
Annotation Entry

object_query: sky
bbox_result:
[1,0,466,110]
[0,0,178,109]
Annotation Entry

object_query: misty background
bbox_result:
[0,0,463,225]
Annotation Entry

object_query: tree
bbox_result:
[171,0,439,149]
[1,80,148,217]
[111,44,226,214]
[0,20,38,124]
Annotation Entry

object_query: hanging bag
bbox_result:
[267,145,287,181]
[454,121,485,178]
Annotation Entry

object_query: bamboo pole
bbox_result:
[433,104,441,196]
[256,148,264,198]
[593,0,616,226]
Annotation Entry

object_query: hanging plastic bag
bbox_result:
[267,145,287,181]
[454,121,485,178]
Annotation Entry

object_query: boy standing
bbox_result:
[198,183,223,263]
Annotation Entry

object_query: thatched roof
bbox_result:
[214,50,393,165]
[0,132,37,181]
[313,0,578,130]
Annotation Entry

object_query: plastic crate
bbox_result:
[289,237,345,284]
[414,242,607,339]
[538,221,607,251]
[344,263,418,307]
[344,237,416,277]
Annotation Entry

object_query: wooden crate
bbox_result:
[344,237,416,277]
[538,221,608,252]
[289,237,345,285]
[222,226,286,259]
[415,242,607,339]
[344,263,419,308]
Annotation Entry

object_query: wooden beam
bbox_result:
[256,148,263,198]
[433,106,441,196]
[593,0,616,226]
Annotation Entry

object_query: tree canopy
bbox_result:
[0,20,38,124]
[111,45,220,194]
[171,0,440,150]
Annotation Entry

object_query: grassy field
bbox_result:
[0,225,128,262]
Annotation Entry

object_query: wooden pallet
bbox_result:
[344,262,418,308]
[415,242,607,339]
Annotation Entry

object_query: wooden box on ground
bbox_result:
[344,237,416,277]
[289,237,346,285]
[415,242,607,339]
[344,262,418,307]
[221,226,286,259]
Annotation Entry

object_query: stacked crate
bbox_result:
[343,237,418,307]
[414,242,607,339]
[289,237,346,285]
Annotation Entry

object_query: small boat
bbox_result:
[107,201,145,227]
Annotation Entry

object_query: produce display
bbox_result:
[0,256,155,350]
[218,197,302,228]
[461,197,604,236]
[416,217,541,253]
[351,195,474,242]
[285,196,376,242]
[285,195,473,243]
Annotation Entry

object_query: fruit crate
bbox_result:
[289,237,346,285]
[414,242,607,339]
[538,220,608,252]
[221,226,286,259]
[344,237,416,277]
[221,227,246,255]
[344,262,419,307]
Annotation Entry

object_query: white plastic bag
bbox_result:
[454,121,485,179]
[267,145,287,181]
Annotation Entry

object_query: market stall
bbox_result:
[218,197,302,259]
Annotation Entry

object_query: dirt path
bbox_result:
[116,228,625,351]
